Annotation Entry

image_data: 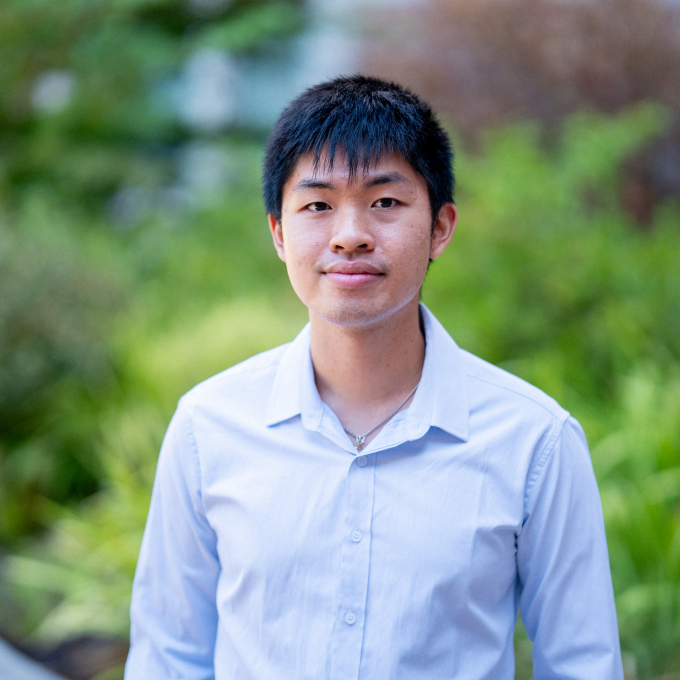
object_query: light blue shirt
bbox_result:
[126,305,623,680]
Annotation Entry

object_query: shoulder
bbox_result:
[461,349,568,423]
[178,342,290,413]
[458,350,585,508]
[422,305,567,431]
[457,349,572,467]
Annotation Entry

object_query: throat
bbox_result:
[341,380,420,450]
[310,303,426,449]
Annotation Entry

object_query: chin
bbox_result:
[310,297,413,328]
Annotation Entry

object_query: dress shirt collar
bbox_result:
[265,304,469,445]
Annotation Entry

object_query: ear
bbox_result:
[268,213,286,262]
[429,203,458,260]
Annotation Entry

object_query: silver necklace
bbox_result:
[343,383,419,451]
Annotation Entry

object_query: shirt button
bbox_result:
[345,611,356,625]
[356,456,367,467]
[351,530,362,543]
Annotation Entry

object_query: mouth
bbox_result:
[323,262,384,288]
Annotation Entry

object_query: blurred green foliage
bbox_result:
[0,198,129,541]
[0,0,302,208]
[0,18,679,675]
[0,0,303,544]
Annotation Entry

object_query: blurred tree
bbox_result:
[0,208,128,542]
[363,0,680,224]
[0,0,304,544]
[0,0,303,210]
[364,0,680,135]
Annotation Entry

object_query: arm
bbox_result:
[517,416,624,680]
[125,399,220,680]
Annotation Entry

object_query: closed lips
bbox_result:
[324,263,383,287]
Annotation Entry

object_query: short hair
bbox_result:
[262,75,454,225]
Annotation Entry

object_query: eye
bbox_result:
[374,197,398,209]
[306,201,330,212]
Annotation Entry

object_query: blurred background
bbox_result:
[0,0,679,678]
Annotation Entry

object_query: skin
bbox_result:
[268,151,457,447]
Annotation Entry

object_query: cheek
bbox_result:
[406,230,435,287]
[384,225,432,268]
[281,230,324,294]
[284,232,324,267]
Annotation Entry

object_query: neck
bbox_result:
[310,296,425,437]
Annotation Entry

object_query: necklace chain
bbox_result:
[343,383,419,451]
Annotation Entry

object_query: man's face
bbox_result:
[269,151,457,327]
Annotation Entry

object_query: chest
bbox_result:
[199,425,526,593]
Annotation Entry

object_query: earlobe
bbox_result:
[268,213,286,262]
[429,203,458,260]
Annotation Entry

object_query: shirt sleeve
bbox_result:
[125,398,220,680]
[517,415,624,680]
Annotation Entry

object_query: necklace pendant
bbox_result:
[343,382,419,454]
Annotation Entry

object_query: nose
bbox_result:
[329,207,375,253]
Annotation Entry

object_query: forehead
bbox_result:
[284,150,425,191]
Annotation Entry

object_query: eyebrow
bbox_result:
[292,179,333,192]
[365,172,411,188]
[292,171,412,193]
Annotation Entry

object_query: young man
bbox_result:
[125,76,623,679]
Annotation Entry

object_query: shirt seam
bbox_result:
[185,347,288,399]
[523,411,571,516]
[223,351,284,377]
[179,397,210,523]
[468,373,565,419]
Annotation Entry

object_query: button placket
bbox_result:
[329,454,377,680]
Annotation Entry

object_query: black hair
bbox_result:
[262,75,454,225]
